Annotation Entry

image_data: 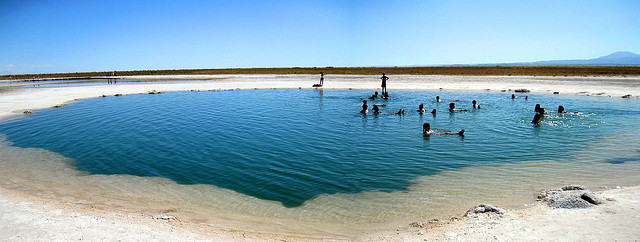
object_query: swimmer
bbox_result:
[423,122,435,135]
[436,96,441,102]
[361,100,369,114]
[431,108,437,115]
[417,103,426,113]
[449,102,469,112]
[368,91,379,100]
[394,109,405,115]
[535,104,545,115]
[558,105,567,113]
[472,100,481,109]
[445,129,465,136]
[512,94,516,99]
[525,96,528,100]
[532,113,542,125]
[372,105,381,114]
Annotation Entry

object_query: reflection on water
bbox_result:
[0,89,639,236]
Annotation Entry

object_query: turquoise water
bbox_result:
[1,89,638,207]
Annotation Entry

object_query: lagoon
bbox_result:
[1,88,639,209]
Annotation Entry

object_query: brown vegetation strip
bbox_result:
[2,66,640,80]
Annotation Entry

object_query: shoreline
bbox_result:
[1,74,639,118]
[1,74,639,240]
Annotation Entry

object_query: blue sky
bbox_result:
[1,0,639,74]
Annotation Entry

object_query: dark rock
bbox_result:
[114,94,122,96]
[514,89,531,93]
[410,221,426,228]
[561,185,587,191]
[553,92,560,94]
[23,111,32,115]
[464,204,506,217]
[622,94,632,98]
[541,185,605,209]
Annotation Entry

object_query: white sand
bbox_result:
[1,74,639,241]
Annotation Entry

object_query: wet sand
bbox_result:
[1,74,639,240]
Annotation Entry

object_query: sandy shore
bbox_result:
[1,74,639,241]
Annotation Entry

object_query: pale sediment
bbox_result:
[1,74,639,240]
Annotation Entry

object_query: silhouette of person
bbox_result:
[381,73,389,93]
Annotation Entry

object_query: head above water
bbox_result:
[449,103,455,110]
[472,100,477,104]
[423,122,431,131]
[558,105,565,113]
[532,113,542,124]
[419,103,424,109]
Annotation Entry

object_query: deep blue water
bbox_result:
[1,89,638,207]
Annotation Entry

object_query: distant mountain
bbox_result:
[528,51,640,66]
[452,51,640,67]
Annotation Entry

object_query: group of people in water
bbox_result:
[531,104,572,125]
[355,74,471,136]
[320,73,571,136]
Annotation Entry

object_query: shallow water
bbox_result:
[1,89,639,209]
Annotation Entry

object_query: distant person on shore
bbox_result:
[313,72,324,87]
[558,105,567,113]
[361,100,368,114]
[532,113,542,125]
[417,103,426,113]
[436,96,441,102]
[472,100,481,109]
[381,73,389,93]
[449,103,468,112]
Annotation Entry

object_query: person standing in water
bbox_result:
[381,73,389,94]
[558,105,567,113]
[472,100,481,109]
[361,100,369,114]
[532,113,542,125]
[417,103,426,113]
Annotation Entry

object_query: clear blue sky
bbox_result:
[1,0,639,74]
